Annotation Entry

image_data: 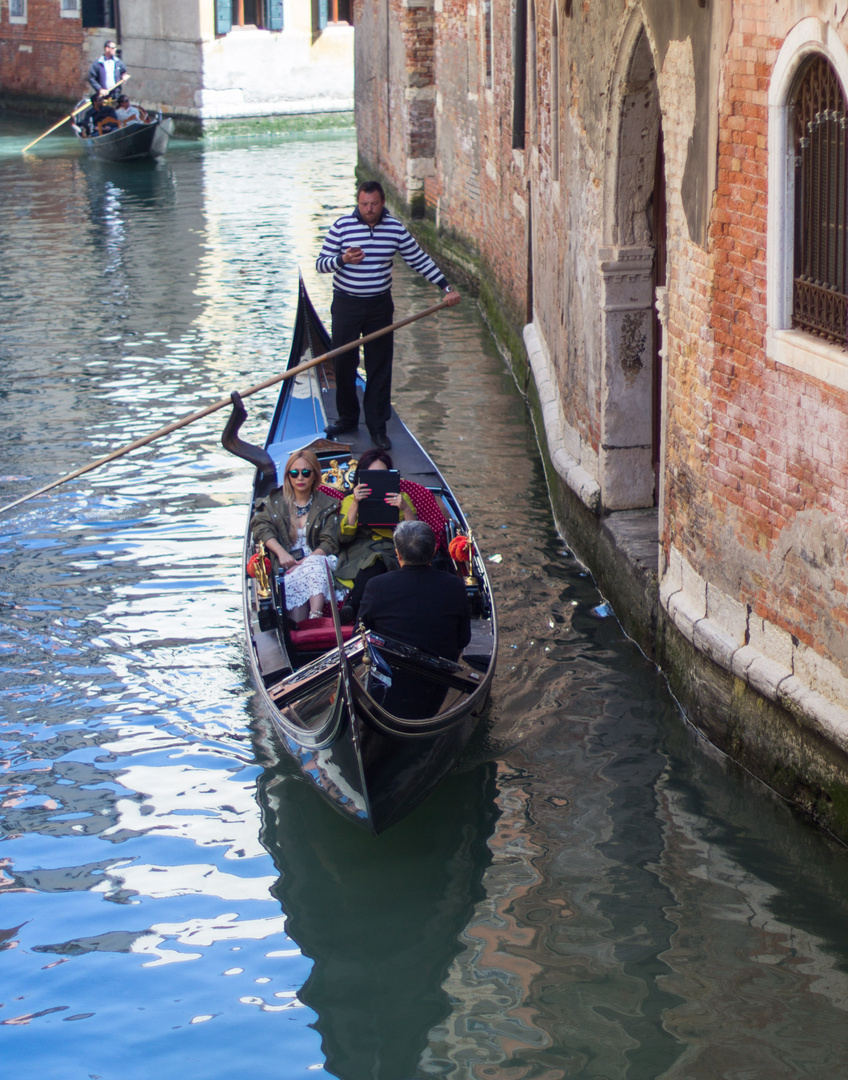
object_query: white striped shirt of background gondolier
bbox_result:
[316,210,450,296]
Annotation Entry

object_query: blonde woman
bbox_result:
[250,449,344,622]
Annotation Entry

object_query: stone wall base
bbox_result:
[1,92,79,118]
[2,95,353,140]
[658,611,848,841]
[189,111,353,139]
[524,369,660,662]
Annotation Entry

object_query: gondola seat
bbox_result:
[283,480,450,654]
[289,615,354,651]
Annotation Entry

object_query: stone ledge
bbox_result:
[662,584,848,757]
[523,323,601,513]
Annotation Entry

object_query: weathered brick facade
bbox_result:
[0,0,86,105]
[355,0,848,835]
[1,2,354,128]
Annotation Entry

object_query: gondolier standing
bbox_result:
[88,40,127,99]
[316,181,461,450]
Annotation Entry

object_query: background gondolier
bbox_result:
[88,40,127,98]
[316,181,461,451]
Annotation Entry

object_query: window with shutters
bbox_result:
[215,0,285,35]
[312,0,351,33]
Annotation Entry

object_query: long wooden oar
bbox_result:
[22,75,130,152]
[0,297,451,516]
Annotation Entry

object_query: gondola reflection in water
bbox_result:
[254,747,499,1080]
[224,279,498,834]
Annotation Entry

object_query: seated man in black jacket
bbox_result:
[83,93,119,136]
[359,520,471,660]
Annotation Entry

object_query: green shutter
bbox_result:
[267,0,283,30]
[215,0,232,34]
[318,0,328,30]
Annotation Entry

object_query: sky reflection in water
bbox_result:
[1,122,848,1080]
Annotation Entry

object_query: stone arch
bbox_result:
[597,14,664,510]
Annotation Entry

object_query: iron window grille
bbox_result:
[792,56,848,347]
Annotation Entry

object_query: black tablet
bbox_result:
[357,469,401,527]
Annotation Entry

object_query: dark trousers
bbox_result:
[331,289,394,436]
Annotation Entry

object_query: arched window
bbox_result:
[790,55,848,345]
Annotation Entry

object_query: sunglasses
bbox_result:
[288,468,313,478]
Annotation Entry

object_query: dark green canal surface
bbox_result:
[2,117,848,1080]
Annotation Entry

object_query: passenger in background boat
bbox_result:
[360,520,471,660]
[83,93,119,137]
[335,448,416,623]
[316,180,462,451]
[250,449,344,623]
[115,95,148,126]
[88,40,128,98]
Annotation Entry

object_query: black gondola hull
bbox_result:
[234,278,498,833]
[72,115,174,161]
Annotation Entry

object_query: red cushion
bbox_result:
[290,617,354,650]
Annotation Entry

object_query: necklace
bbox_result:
[294,495,313,518]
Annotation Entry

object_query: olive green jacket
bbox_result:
[250,489,340,558]
[333,491,414,584]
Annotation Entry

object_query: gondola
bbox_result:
[222,278,498,834]
[70,103,174,162]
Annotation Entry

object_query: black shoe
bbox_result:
[371,432,392,451]
[339,604,356,625]
[325,421,358,439]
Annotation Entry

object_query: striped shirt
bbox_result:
[316,208,450,297]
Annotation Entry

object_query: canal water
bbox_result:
[2,118,848,1080]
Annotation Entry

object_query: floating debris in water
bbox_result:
[591,602,613,618]
[487,554,503,563]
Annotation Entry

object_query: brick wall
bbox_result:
[666,3,848,670]
[355,0,848,684]
[355,0,436,207]
[355,0,529,323]
[0,0,86,104]
[434,0,528,321]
